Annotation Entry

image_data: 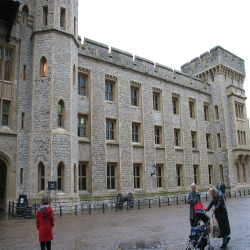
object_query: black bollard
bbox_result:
[177,197,178,205]
[89,204,91,214]
[149,199,151,208]
[240,190,241,196]
[35,203,37,214]
[185,196,186,204]
[103,203,105,213]
[12,202,14,212]
[9,201,10,214]
[138,200,140,210]
[168,198,170,206]
[159,198,161,207]
[244,190,245,196]
[60,206,62,217]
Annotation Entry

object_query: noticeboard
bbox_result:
[48,181,57,190]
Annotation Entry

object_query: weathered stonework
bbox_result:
[0,0,249,212]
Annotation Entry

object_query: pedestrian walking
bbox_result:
[216,183,221,192]
[220,181,226,201]
[36,195,54,250]
[187,183,200,227]
[205,187,231,249]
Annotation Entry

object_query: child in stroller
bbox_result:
[185,211,214,250]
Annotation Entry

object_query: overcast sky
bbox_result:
[78,0,250,118]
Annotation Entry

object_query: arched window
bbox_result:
[40,57,47,78]
[38,162,45,192]
[22,5,29,25]
[4,50,11,81]
[58,100,64,128]
[57,163,64,191]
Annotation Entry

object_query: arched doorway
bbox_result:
[0,160,7,212]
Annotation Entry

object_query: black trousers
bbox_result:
[40,241,51,250]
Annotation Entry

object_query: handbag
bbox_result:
[194,202,204,214]
[210,214,220,238]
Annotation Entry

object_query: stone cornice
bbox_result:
[203,101,210,106]
[130,80,141,87]
[172,92,180,97]
[152,86,162,92]
[189,97,196,102]
[105,73,117,81]
[78,66,90,74]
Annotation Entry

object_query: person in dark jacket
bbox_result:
[220,181,226,201]
[36,195,54,250]
[205,187,231,249]
[187,183,200,227]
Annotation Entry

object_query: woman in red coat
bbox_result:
[36,195,54,250]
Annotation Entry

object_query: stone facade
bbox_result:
[0,0,249,212]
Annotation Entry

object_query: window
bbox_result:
[189,101,195,118]
[242,163,246,183]
[208,165,213,185]
[79,163,87,190]
[174,129,181,147]
[57,100,64,128]
[191,131,197,148]
[40,57,47,77]
[215,105,219,120]
[235,102,244,120]
[193,165,199,185]
[237,130,246,146]
[133,165,141,189]
[155,126,162,145]
[236,163,240,183]
[219,165,224,183]
[132,123,140,143]
[78,116,86,137]
[21,112,25,130]
[60,8,66,28]
[23,64,27,81]
[38,162,45,192]
[204,105,209,121]
[78,76,86,96]
[153,92,160,111]
[105,82,114,101]
[106,120,115,140]
[217,133,221,149]
[156,165,163,188]
[74,164,77,193]
[73,65,76,86]
[20,168,24,186]
[131,87,138,106]
[206,134,211,149]
[2,102,10,126]
[74,17,76,36]
[43,6,48,26]
[176,165,182,186]
[22,5,29,25]
[172,97,179,115]
[107,164,116,190]
[57,163,64,191]
[5,50,11,81]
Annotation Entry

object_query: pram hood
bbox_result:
[196,211,210,223]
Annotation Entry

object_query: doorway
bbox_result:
[0,160,7,212]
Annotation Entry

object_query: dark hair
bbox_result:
[42,195,49,205]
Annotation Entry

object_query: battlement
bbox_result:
[78,37,211,95]
[181,45,245,77]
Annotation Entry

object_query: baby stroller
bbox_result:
[185,211,214,250]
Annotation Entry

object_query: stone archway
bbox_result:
[0,160,7,212]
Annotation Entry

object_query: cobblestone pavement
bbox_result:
[0,196,249,250]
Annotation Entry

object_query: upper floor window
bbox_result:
[204,105,209,121]
[40,57,47,78]
[5,50,11,81]
[60,8,66,28]
[189,101,195,119]
[174,129,181,147]
[155,126,162,145]
[106,120,115,140]
[217,133,221,149]
[2,102,10,126]
[78,116,86,137]
[191,131,197,148]
[57,100,64,128]
[153,92,160,111]
[172,96,179,115]
[22,5,29,25]
[105,82,114,101]
[237,130,246,146]
[208,165,213,185]
[78,76,86,96]
[206,134,211,150]
[219,165,224,183]
[215,105,219,120]
[132,123,140,143]
[131,87,138,106]
[235,102,244,120]
[43,6,48,26]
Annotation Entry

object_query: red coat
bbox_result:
[36,204,54,242]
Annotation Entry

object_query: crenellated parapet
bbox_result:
[181,46,245,83]
[78,38,211,95]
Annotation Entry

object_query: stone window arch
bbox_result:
[57,162,65,192]
[38,162,45,192]
[22,5,29,25]
[40,56,47,78]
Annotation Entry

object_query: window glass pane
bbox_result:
[106,131,109,139]
[82,164,86,176]
[58,178,61,190]
[81,77,85,86]
[136,166,139,176]
[135,125,138,133]
[135,135,138,142]
[6,51,8,59]
[154,95,157,102]
[107,178,110,189]
[106,121,109,130]
[105,92,108,100]
[110,131,114,140]
[81,87,85,96]
[58,165,61,176]
[80,128,85,137]
[3,103,9,114]
[110,122,113,130]
[105,83,108,91]
[81,118,85,126]
[109,93,113,101]
[111,165,115,176]
[41,178,45,190]
[134,99,137,106]
[137,178,140,188]
[78,117,80,126]
[111,178,115,189]
[78,76,80,85]
[58,104,62,114]
[82,178,86,190]
[41,164,45,176]
[133,90,137,97]
[107,165,110,176]
[109,84,112,92]
[58,116,61,126]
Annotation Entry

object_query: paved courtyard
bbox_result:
[0,196,249,250]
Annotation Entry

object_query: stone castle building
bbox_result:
[0,0,249,212]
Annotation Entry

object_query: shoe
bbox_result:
[227,236,231,245]
[220,244,227,248]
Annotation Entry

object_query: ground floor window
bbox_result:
[134,165,141,189]
[107,164,116,190]
[79,163,87,190]
[156,165,163,188]
[176,165,182,186]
